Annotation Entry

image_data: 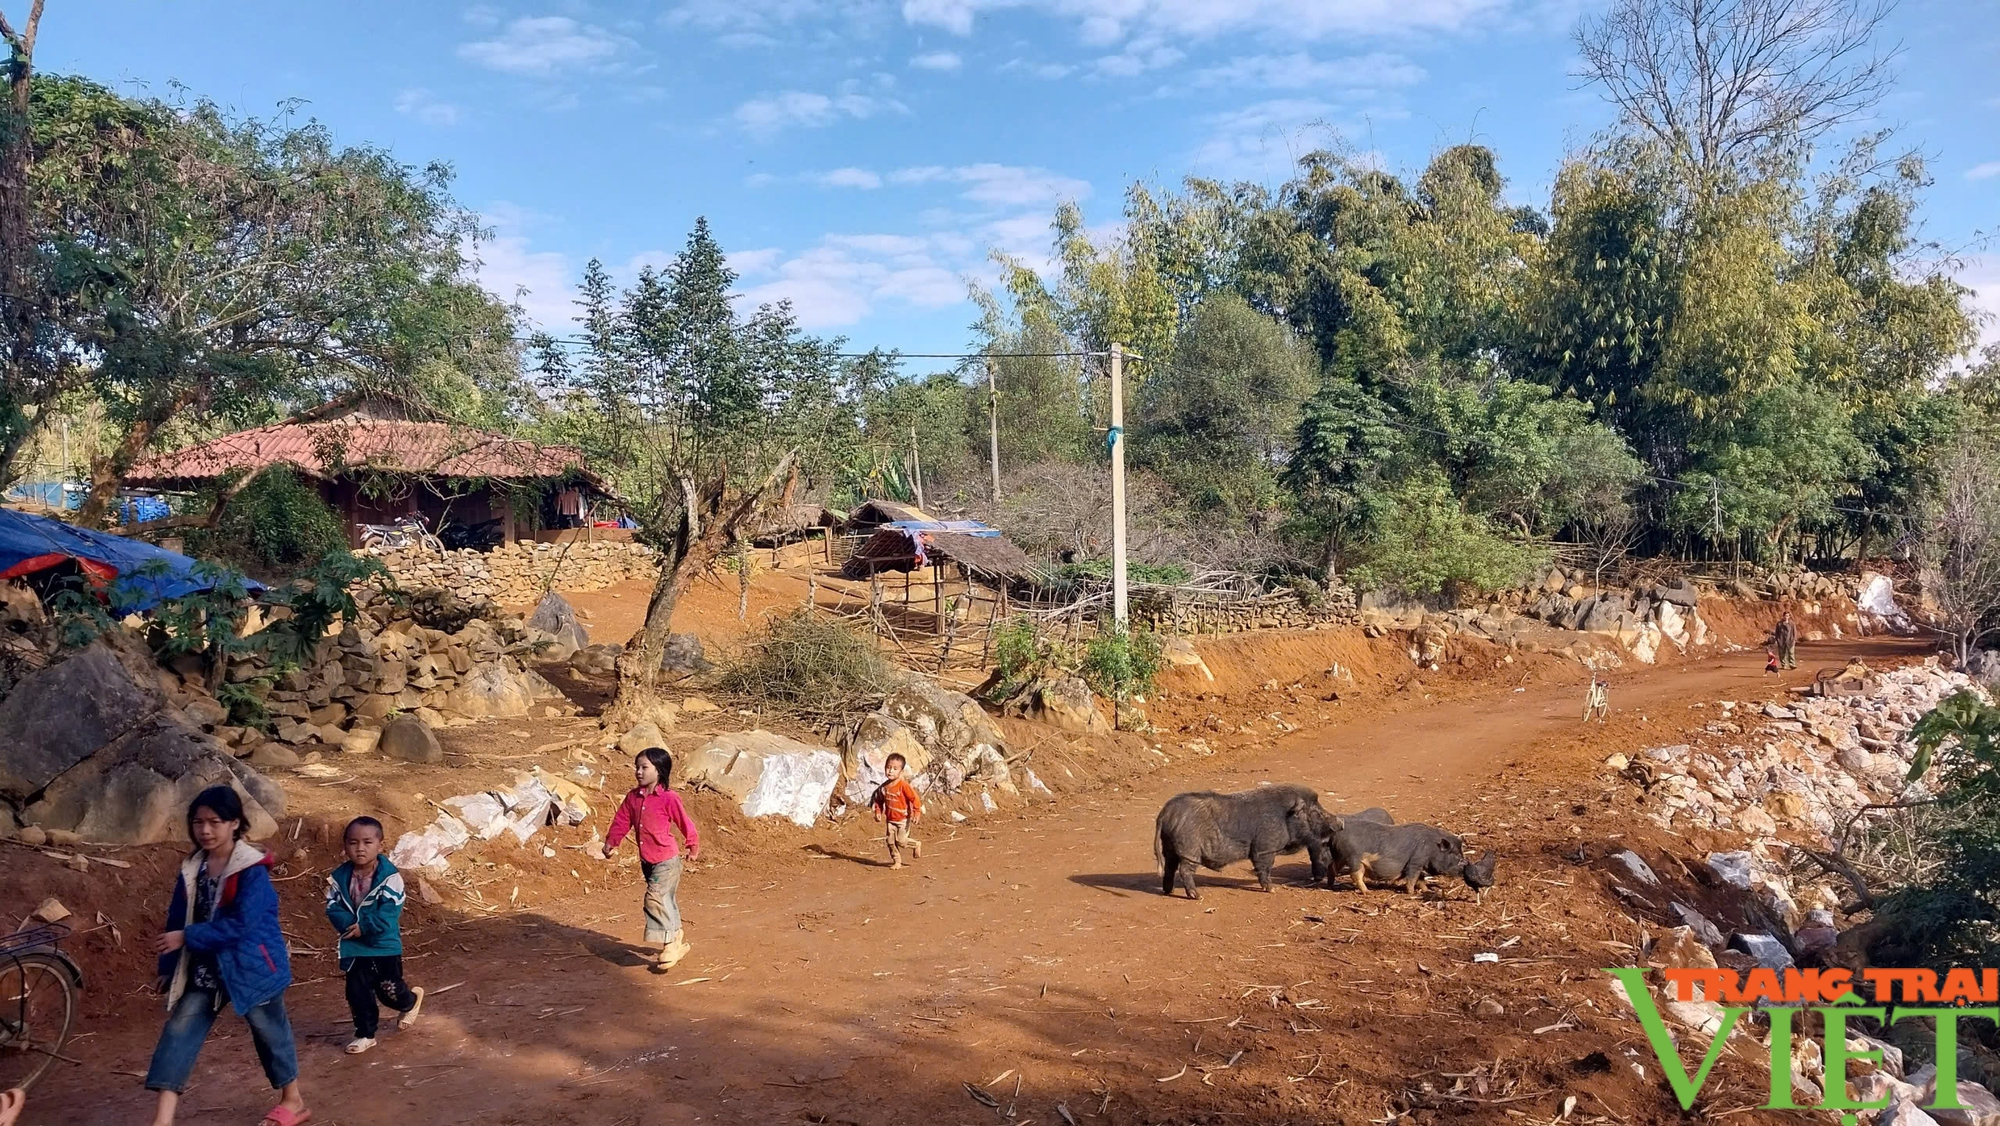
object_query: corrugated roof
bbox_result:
[127,418,605,490]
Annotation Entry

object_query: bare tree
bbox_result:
[1912,437,2000,664]
[1583,508,1645,589]
[1574,0,1898,182]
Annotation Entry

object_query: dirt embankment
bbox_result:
[3,571,1917,1126]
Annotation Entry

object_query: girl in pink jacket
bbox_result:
[597,748,701,970]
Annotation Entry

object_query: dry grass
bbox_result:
[718,609,896,720]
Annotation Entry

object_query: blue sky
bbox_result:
[35,0,2000,359]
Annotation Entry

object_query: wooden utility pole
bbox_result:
[910,424,925,512]
[986,356,1001,504]
[1109,343,1128,629]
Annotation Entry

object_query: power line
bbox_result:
[518,335,1111,361]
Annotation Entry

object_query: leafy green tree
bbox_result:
[1282,378,1403,570]
[9,75,485,520]
[1135,293,1317,522]
[1346,473,1545,599]
[538,219,848,714]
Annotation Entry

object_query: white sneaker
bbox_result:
[399,987,425,1030]
[345,1037,376,1055]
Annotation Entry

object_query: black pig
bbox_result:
[1327,818,1467,894]
[1154,784,1336,899]
[1462,850,1498,903]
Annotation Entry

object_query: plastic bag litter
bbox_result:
[1858,573,1911,630]
[740,748,843,827]
[443,792,510,839]
[980,791,997,813]
[497,779,556,844]
[1024,768,1052,796]
[389,811,470,872]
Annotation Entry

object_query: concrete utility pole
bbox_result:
[986,355,1002,504]
[1109,342,1128,629]
[910,424,925,512]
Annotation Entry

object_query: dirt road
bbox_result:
[31,633,1917,1126]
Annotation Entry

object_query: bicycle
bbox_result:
[1582,676,1609,723]
[0,921,83,1092]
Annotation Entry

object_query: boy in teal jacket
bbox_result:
[325,817,425,1055]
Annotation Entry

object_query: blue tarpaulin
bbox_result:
[0,508,263,614]
[4,480,83,511]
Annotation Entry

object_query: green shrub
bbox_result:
[1346,476,1543,599]
[720,610,896,718]
[193,466,348,573]
[1871,691,2000,969]
[1080,626,1164,703]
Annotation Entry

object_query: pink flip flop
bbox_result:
[260,1106,312,1126]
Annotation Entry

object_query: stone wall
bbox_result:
[365,540,657,605]
[1131,581,1361,635]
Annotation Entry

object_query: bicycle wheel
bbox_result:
[0,953,78,1091]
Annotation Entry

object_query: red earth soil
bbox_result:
[1,576,1913,1126]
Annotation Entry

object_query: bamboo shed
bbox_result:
[840,517,1034,638]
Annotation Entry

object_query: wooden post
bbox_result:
[933,559,944,635]
[986,355,1001,504]
[910,424,925,512]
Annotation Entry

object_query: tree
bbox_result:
[14,76,485,518]
[538,220,838,717]
[0,2,62,481]
[1135,293,1317,523]
[1909,434,2000,664]
[1574,0,1897,187]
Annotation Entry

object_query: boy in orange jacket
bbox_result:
[870,753,923,869]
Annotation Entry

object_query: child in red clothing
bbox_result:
[596,748,701,970]
[870,753,923,869]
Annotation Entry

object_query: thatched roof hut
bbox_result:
[841,518,1034,583]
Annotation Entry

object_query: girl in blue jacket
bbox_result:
[145,786,311,1126]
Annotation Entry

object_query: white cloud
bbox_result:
[910,50,964,70]
[904,0,1503,42]
[1095,37,1183,77]
[457,16,628,76]
[1967,161,2000,181]
[731,206,1063,330]
[889,163,1090,207]
[821,167,885,189]
[735,87,907,134]
[1001,58,1075,79]
[727,247,785,275]
[470,204,577,331]
[1193,51,1426,90]
[1190,98,1353,179]
[394,88,461,126]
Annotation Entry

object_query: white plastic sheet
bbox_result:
[740,748,843,827]
[1859,573,1911,630]
[388,811,470,872]
[443,793,509,839]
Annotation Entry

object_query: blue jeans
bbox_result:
[145,989,299,1093]
[640,857,683,944]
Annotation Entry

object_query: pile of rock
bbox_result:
[365,540,656,605]
[204,587,578,761]
[1619,661,1976,845]
[0,634,287,844]
[670,673,1029,828]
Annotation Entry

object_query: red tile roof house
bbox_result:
[125,395,614,549]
